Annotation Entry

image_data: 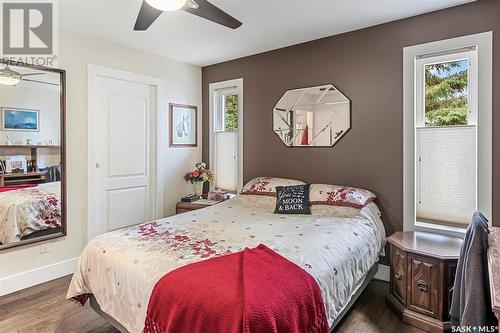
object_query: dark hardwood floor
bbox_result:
[0,275,424,333]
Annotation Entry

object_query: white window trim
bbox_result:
[403,32,493,237]
[209,78,244,192]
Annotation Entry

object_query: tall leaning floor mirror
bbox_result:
[0,59,66,250]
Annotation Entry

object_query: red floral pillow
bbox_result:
[241,177,306,197]
[309,184,376,209]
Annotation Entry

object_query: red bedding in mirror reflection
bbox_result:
[0,184,37,193]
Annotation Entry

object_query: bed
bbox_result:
[0,181,62,245]
[67,190,386,333]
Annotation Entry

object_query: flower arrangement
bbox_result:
[184,162,215,183]
[184,162,215,196]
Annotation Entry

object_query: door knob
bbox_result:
[96,162,101,169]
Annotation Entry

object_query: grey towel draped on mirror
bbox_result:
[450,211,496,328]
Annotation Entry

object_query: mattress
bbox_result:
[67,194,386,333]
[0,181,62,244]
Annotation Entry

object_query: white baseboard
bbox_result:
[0,257,79,296]
[374,264,390,282]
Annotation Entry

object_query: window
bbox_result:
[415,50,477,228]
[422,58,472,127]
[404,32,492,235]
[209,79,243,193]
[214,90,238,133]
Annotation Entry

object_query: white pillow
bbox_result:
[309,184,376,209]
[240,177,305,197]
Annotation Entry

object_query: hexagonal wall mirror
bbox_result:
[273,84,351,147]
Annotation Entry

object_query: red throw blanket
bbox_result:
[144,244,328,333]
[0,184,37,193]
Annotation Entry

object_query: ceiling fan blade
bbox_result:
[183,0,242,29]
[22,78,59,86]
[134,0,163,31]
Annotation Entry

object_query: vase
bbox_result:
[192,182,204,197]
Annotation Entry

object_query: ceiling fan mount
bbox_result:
[134,0,242,31]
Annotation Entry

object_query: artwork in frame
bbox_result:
[1,107,40,132]
[169,103,197,147]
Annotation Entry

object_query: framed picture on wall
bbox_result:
[1,107,40,132]
[169,103,197,147]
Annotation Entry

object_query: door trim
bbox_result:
[87,64,165,242]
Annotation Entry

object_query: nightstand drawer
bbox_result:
[176,207,197,214]
[176,200,221,214]
[390,245,408,305]
[407,255,440,318]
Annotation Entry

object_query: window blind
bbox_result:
[214,131,237,192]
[416,126,476,226]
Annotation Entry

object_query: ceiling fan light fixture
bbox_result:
[0,76,20,85]
[0,67,21,86]
[145,0,187,11]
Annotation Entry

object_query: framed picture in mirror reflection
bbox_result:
[1,107,40,132]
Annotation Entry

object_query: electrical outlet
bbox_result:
[40,243,50,254]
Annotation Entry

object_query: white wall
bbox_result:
[0,83,60,145]
[0,29,202,293]
[0,82,61,168]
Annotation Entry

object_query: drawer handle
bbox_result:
[417,280,429,292]
[394,270,402,280]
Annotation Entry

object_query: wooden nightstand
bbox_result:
[175,199,220,214]
[386,231,463,333]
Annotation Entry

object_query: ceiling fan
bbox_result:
[134,0,242,31]
[0,65,44,86]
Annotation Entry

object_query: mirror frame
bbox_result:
[0,59,66,250]
[272,83,352,148]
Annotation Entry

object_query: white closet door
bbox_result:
[92,75,156,237]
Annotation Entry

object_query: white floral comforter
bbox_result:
[67,195,386,333]
[0,181,61,244]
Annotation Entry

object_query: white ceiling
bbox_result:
[59,0,474,67]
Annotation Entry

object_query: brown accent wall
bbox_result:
[202,0,500,235]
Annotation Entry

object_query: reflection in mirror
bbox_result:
[273,84,351,147]
[0,61,65,250]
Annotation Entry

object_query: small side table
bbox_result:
[386,231,463,333]
[175,199,220,214]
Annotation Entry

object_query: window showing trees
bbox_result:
[424,60,469,126]
[224,94,238,132]
[405,33,492,235]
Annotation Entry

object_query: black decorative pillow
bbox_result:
[274,184,311,214]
